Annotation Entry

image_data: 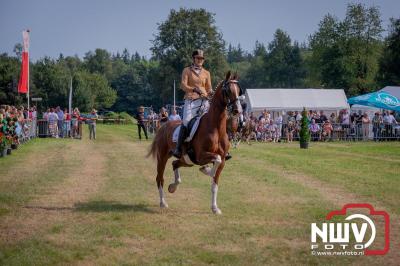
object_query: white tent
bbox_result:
[245,88,349,113]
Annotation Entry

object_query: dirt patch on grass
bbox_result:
[0,139,107,244]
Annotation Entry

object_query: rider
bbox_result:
[173,49,212,158]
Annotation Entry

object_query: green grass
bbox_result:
[0,125,398,265]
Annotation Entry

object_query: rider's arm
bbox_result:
[205,70,212,94]
[181,68,194,93]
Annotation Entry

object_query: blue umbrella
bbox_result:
[348,91,400,111]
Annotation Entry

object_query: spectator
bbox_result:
[267,120,278,142]
[169,109,181,121]
[275,112,283,142]
[372,112,383,141]
[309,119,321,141]
[361,113,370,141]
[87,109,98,140]
[295,111,302,123]
[285,120,295,143]
[383,111,398,139]
[319,111,328,122]
[56,106,64,138]
[48,108,58,138]
[71,108,80,138]
[322,120,333,141]
[63,108,71,138]
[159,107,168,126]
[135,106,148,140]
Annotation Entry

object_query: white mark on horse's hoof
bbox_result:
[211,206,222,215]
[168,183,177,193]
[160,201,169,208]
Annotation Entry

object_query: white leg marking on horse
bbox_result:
[211,181,221,214]
[159,186,168,208]
[174,168,181,184]
[210,155,222,177]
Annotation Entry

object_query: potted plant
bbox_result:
[6,135,12,155]
[299,108,310,149]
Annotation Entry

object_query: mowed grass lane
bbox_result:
[0,125,399,265]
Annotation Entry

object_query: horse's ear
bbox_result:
[225,71,231,81]
[232,72,239,80]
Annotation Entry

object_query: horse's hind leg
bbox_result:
[156,157,168,208]
[168,160,186,193]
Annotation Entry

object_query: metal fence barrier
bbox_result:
[273,122,399,141]
[36,119,83,139]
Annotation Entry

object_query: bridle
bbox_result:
[222,80,243,108]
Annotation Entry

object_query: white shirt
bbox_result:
[169,114,181,121]
[383,114,396,124]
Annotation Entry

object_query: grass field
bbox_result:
[0,124,399,265]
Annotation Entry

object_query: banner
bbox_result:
[17,30,30,94]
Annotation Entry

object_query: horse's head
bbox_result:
[221,71,244,116]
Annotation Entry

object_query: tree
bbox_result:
[0,53,23,105]
[265,29,306,87]
[309,4,383,95]
[151,8,228,103]
[83,49,113,79]
[377,18,400,86]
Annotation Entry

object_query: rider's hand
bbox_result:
[193,87,203,96]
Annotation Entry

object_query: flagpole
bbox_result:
[27,29,30,112]
[69,76,73,115]
[173,80,176,110]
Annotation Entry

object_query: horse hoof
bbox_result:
[212,207,222,215]
[160,201,169,208]
[168,183,177,193]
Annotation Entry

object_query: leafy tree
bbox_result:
[151,8,228,103]
[377,18,400,86]
[309,4,383,95]
[83,49,113,79]
[0,53,23,105]
[265,29,306,87]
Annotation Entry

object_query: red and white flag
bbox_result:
[17,30,30,94]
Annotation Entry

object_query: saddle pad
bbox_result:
[172,116,202,143]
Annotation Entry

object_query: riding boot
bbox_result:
[173,125,187,158]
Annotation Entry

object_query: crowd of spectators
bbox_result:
[0,105,37,153]
[244,109,399,142]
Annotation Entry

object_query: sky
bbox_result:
[1,0,399,61]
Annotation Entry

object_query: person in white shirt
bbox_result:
[168,109,181,121]
[383,111,398,139]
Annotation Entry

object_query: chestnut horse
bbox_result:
[147,72,242,214]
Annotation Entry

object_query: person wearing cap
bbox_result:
[87,108,98,140]
[173,49,212,158]
[135,106,148,140]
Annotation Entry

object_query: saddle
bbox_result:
[172,114,206,143]
[172,114,206,165]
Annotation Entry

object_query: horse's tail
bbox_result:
[146,136,158,159]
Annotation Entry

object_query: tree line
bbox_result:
[0,3,399,114]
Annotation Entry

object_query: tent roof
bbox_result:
[380,86,400,98]
[245,88,349,111]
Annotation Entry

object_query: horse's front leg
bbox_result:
[211,156,225,215]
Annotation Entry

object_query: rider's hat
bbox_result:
[192,49,204,59]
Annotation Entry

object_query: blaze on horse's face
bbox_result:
[223,72,243,117]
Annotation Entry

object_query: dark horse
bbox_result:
[227,114,240,148]
[147,71,242,214]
